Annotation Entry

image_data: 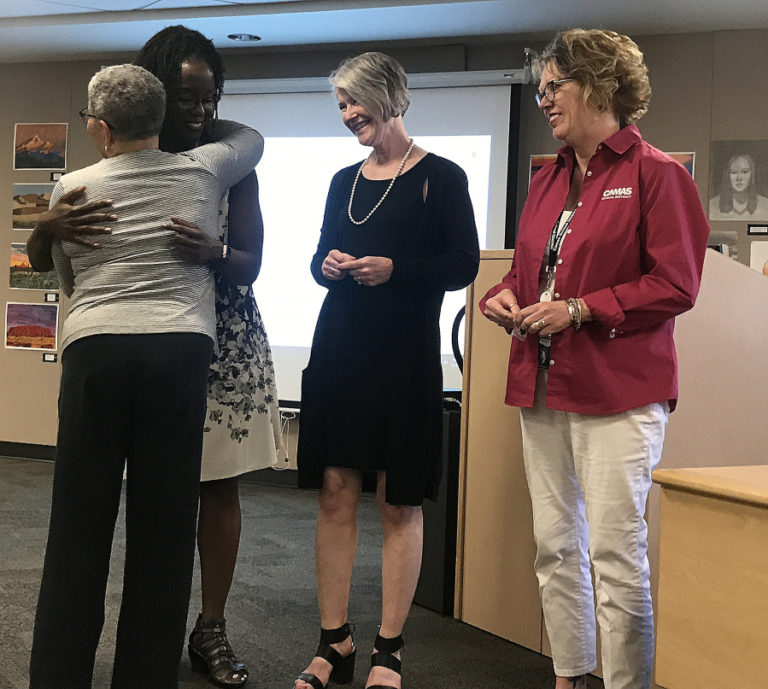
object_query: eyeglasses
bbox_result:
[78,107,113,130]
[535,78,576,106]
[172,94,219,112]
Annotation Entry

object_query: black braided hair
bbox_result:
[134,25,225,101]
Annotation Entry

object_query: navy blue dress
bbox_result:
[297,153,479,505]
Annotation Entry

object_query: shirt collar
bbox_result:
[556,124,642,165]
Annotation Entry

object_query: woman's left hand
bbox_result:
[167,216,220,265]
[518,300,571,337]
[338,256,394,287]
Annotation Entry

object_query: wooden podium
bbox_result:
[455,250,542,650]
[455,249,768,686]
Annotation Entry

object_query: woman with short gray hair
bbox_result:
[295,52,479,689]
[87,63,166,141]
[28,63,263,689]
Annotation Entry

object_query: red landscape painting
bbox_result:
[5,302,58,350]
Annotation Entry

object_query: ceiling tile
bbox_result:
[0,0,305,17]
[0,0,93,18]
[1,0,768,63]
[126,1,240,9]
[35,0,153,11]
[144,0,305,6]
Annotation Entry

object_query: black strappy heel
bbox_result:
[295,622,356,689]
[366,633,403,689]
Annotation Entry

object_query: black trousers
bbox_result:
[29,333,213,689]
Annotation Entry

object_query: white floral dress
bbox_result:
[200,193,287,481]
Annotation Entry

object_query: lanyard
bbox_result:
[547,207,576,270]
[539,207,577,368]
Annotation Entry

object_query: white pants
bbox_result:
[520,373,668,689]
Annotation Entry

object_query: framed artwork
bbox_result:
[528,154,557,188]
[667,152,695,178]
[708,140,768,222]
[13,123,67,170]
[12,183,55,229]
[5,302,58,350]
[10,242,59,290]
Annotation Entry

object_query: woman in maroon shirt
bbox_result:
[482,29,709,689]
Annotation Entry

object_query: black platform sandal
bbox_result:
[295,622,356,689]
[366,633,403,689]
[188,614,249,687]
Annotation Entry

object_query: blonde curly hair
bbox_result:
[533,28,651,127]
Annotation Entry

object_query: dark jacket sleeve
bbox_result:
[388,159,480,292]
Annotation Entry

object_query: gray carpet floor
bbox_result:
[0,456,603,689]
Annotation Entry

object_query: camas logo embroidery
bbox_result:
[602,187,633,199]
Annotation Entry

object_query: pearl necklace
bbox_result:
[347,138,415,225]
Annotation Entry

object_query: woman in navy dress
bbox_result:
[295,52,479,689]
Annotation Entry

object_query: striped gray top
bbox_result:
[52,120,263,352]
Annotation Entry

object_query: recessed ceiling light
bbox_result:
[228,33,261,42]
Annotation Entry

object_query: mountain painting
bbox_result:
[12,183,55,229]
[14,123,67,170]
[10,242,59,290]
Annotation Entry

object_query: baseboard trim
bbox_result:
[0,441,56,461]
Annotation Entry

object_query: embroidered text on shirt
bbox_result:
[602,187,633,199]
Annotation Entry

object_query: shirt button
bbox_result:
[566,228,572,234]
[557,258,563,265]
[597,144,603,150]
[554,292,560,298]
[586,170,592,176]
[577,201,583,207]
[549,359,555,366]
[609,333,616,339]
[610,328,616,333]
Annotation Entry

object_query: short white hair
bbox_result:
[330,52,410,121]
[88,64,166,141]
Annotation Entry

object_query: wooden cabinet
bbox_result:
[654,466,768,688]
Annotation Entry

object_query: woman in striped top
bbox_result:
[27,26,285,687]
[28,64,263,689]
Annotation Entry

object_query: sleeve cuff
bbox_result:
[582,287,625,329]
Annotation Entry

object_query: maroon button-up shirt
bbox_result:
[480,125,709,414]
